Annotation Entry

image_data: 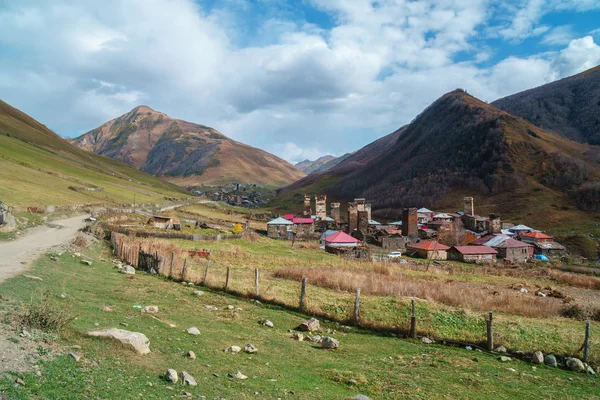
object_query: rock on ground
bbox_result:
[351,395,372,400]
[566,358,585,372]
[297,318,320,332]
[532,351,544,364]
[421,337,434,344]
[81,260,92,266]
[165,369,178,383]
[499,356,511,362]
[322,337,339,350]
[244,344,257,354]
[87,328,150,355]
[70,352,82,362]
[292,333,304,341]
[187,351,196,359]
[264,320,274,328]
[120,266,135,275]
[230,346,241,354]
[141,306,159,314]
[180,371,197,386]
[228,371,248,380]
[187,327,201,335]
[544,354,557,367]
[193,291,204,296]
[494,346,507,353]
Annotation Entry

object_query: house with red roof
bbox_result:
[323,231,361,247]
[448,246,497,263]
[407,240,450,260]
[292,217,315,236]
[519,232,566,258]
[519,231,553,245]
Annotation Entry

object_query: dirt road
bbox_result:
[0,215,88,283]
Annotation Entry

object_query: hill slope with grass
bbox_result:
[0,99,185,207]
[71,106,305,187]
[492,65,600,145]
[277,90,600,229]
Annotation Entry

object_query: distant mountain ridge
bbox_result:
[492,65,600,145]
[278,89,600,229]
[72,106,305,186]
[295,153,352,174]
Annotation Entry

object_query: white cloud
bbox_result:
[541,25,576,45]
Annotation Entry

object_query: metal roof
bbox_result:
[510,224,533,232]
[292,218,314,224]
[369,219,381,225]
[417,208,433,213]
[324,231,360,244]
[408,241,450,251]
[452,246,498,255]
[267,217,293,225]
[494,238,533,248]
[481,235,510,247]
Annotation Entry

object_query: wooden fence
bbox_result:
[109,226,243,242]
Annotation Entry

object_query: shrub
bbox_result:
[232,223,244,234]
[18,291,76,333]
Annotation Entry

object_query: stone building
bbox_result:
[373,230,407,250]
[348,201,358,233]
[493,238,533,263]
[315,195,327,221]
[267,217,293,239]
[292,217,315,237]
[402,207,418,241]
[464,197,474,216]
[448,246,497,263]
[330,203,341,223]
[407,240,450,260]
[303,195,312,217]
[357,210,369,234]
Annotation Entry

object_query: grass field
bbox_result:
[0,243,598,399]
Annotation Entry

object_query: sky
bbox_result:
[1,1,600,165]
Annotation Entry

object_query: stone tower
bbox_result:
[303,195,312,217]
[358,210,369,233]
[315,195,327,221]
[402,207,418,241]
[348,202,358,233]
[330,203,341,223]
[464,197,474,216]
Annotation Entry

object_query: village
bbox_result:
[266,195,567,264]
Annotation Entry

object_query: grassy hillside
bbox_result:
[0,241,598,399]
[0,100,185,206]
[71,106,305,187]
[492,65,600,145]
[276,90,600,232]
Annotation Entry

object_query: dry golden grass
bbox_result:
[274,266,563,318]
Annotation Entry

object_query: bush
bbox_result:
[18,291,76,333]
[561,303,600,321]
[232,223,244,234]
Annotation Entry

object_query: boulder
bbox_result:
[544,354,557,367]
[180,371,197,386]
[494,346,507,353]
[322,337,339,350]
[292,333,304,341]
[87,328,150,355]
[70,352,82,362]
[187,327,201,336]
[187,351,196,360]
[193,291,205,296]
[566,358,585,372]
[532,351,544,364]
[244,344,257,354]
[499,356,511,362]
[230,346,241,354]
[421,337,434,344]
[228,371,248,380]
[120,266,135,275]
[81,260,93,266]
[297,318,320,332]
[351,395,372,400]
[165,369,178,383]
[141,306,159,314]
[204,305,218,311]
[264,320,274,328]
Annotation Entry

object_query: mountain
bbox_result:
[492,65,600,145]
[295,153,352,174]
[0,99,185,206]
[277,90,600,229]
[72,106,305,187]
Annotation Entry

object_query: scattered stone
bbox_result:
[465,346,473,351]
[87,328,151,355]
[120,266,135,275]
[193,291,204,296]
[532,351,544,364]
[204,305,218,311]
[93,322,100,327]
[507,368,516,372]
[535,291,546,297]
[292,333,304,341]
[15,378,26,386]
[165,369,178,383]
[228,371,248,380]
[180,371,197,386]
[35,371,42,377]
[348,379,358,385]
[81,260,93,266]
[74,253,82,258]
[213,373,220,377]
[187,327,201,336]
[587,365,596,375]
[544,354,557,367]
[229,346,241,354]
[70,352,82,362]
[264,320,274,328]
[226,305,234,310]
[142,306,159,314]
[244,344,257,354]
[187,351,196,360]
[499,356,511,362]
[188,282,194,286]
[100,306,114,312]
[421,337,434,344]
[23,275,43,281]
[58,293,68,299]
[50,256,59,262]
[297,318,321,332]
[566,358,585,372]
[322,337,339,350]
[20,330,31,338]
[494,346,507,353]
[519,288,528,293]
[351,395,371,400]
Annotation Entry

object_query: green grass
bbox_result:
[0,245,598,399]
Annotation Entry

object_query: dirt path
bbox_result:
[0,215,88,283]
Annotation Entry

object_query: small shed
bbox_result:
[150,214,181,231]
[267,217,294,239]
[448,246,497,263]
[407,241,450,260]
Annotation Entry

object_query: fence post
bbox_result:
[487,312,494,351]
[299,277,307,312]
[353,288,361,325]
[225,266,230,292]
[255,268,259,297]
[410,299,417,339]
[181,259,188,282]
[583,322,591,362]
[169,252,175,278]
[203,260,211,286]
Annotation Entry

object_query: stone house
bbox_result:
[150,215,181,230]
[448,246,497,263]
[292,217,315,237]
[417,208,434,224]
[406,241,450,260]
[267,217,293,239]
[493,238,534,263]
[372,230,407,250]
[519,232,567,258]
